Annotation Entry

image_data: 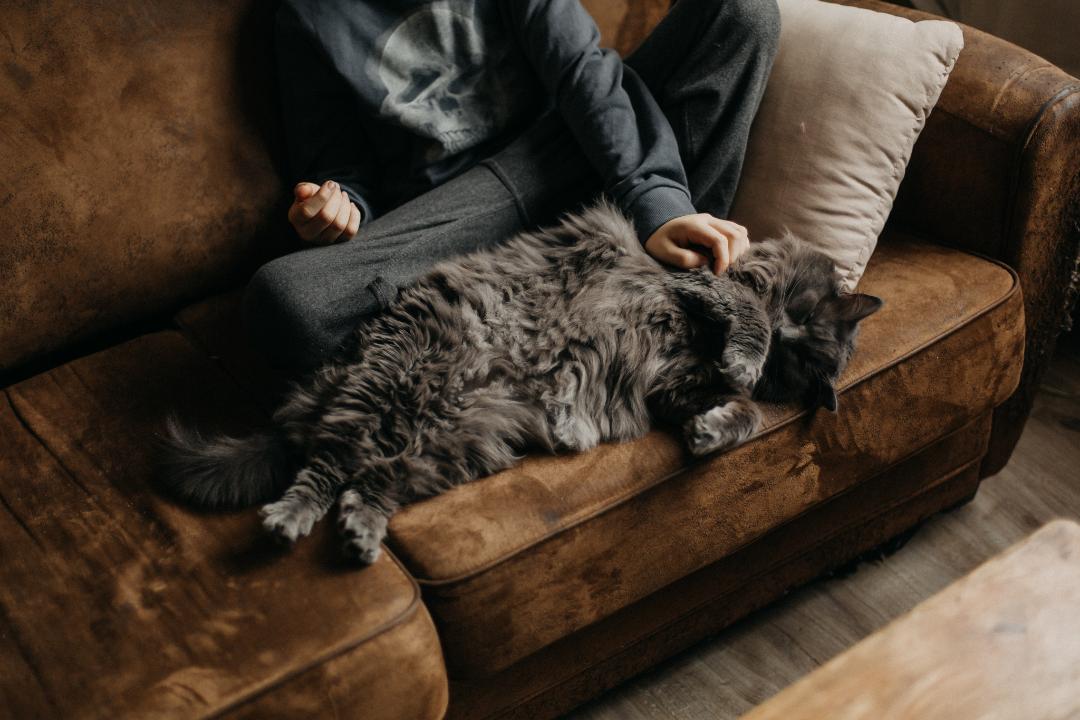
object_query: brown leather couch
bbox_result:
[1,1,1077,718]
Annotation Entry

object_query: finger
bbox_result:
[687,223,730,274]
[707,216,748,241]
[705,220,744,272]
[345,202,362,239]
[714,232,731,274]
[294,182,320,201]
[733,232,750,262]
[301,186,343,239]
[318,190,353,244]
[287,200,307,229]
[299,180,338,223]
[663,244,710,270]
[317,190,351,244]
[706,218,749,266]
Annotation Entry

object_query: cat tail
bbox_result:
[155,415,295,509]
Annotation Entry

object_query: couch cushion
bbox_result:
[0,331,447,719]
[386,233,1024,678]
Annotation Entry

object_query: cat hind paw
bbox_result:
[259,499,320,546]
[338,493,389,565]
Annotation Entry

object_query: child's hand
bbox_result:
[287,180,362,244]
[645,213,750,274]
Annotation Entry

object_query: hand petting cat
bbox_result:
[287,180,363,245]
[645,213,750,274]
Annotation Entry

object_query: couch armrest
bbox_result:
[836,0,1080,474]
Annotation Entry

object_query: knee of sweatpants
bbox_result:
[703,0,782,62]
[242,258,337,372]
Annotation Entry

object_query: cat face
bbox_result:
[755,288,883,410]
[730,234,882,411]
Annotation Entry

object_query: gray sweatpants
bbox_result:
[244,0,780,371]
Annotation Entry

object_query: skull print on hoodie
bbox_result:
[276,0,697,242]
[371,0,531,161]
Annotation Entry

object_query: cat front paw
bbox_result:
[720,350,765,393]
[685,402,758,456]
[721,362,760,394]
[687,407,732,456]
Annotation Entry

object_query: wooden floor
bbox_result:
[569,334,1080,720]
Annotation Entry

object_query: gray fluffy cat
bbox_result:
[161,201,881,563]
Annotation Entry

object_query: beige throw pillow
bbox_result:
[729,0,964,291]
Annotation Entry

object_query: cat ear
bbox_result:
[837,293,883,323]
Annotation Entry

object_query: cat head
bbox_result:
[733,236,883,411]
[757,289,882,410]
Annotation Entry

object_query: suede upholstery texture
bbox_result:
[0,1,1074,718]
[0,0,288,374]
[446,420,990,720]
[0,332,448,720]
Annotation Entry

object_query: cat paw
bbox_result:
[260,499,320,546]
[720,353,764,393]
[341,535,383,565]
[551,419,600,452]
[544,400,599,452]
[686,405,745,456]
[338,494,388,566]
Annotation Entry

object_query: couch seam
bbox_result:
[483,455,985,719]
[403,254,1020,586]
[986,63,1055,135]
[1018,84,1080,155]
[1003,84,1080,261]
[5,387,98,500]
[202,546,426,719]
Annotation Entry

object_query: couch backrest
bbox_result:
[0,0,287,374]
[0,0,668,375]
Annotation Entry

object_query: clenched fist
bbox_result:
[287,180,362,245]
[645,213,750,274]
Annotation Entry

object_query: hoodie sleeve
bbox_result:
[275,3,380,225]
[503,0,696,242]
